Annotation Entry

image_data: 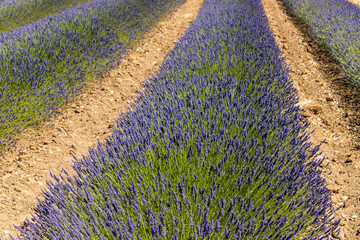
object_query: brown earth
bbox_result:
[262,0,360,239]
[0,0,204,238]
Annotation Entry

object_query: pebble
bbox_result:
[328,185,340,193]
[325,97,334,102]
[320,159,329,167]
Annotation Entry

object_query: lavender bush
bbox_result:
[13,0,339,239]
[281,0,360,87]
[0,0,94,32]
[0,0,185,151]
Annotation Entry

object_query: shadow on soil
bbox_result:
[276,0,360,150]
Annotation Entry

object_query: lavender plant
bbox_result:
[13,0,339,239]
[0,0,185,151]
[0,0,94,32]
[281,0,360,88]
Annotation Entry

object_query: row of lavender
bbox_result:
[280,0,360,87]
[10,0,340,238]
[0,0,185,151]
[0,0,93,32]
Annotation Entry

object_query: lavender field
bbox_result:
[0,0,185,151]
[5,0,341,238]
[6,0,360,237]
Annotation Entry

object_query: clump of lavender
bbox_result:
[13,0,339,239]
[0,0,94,33]
[281,0,360,87]
[0,0,185,151]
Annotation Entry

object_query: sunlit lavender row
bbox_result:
[12,0,340,238]
[0,0,185,151]
[281,0,360,87]
[0,0,93,32]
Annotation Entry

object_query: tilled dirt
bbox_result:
[262,0,360,239]
[0,0,204,238]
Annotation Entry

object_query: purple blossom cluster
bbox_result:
[11,0,339,239]
[0,0,185,150]
[281,0,360,86]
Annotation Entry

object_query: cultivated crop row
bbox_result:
[281,0,360,87]
[0,0,185,151]
[13,0,339,238]
[0,0,93,32]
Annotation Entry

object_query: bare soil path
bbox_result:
[0,0,204,238]
[262,0,360,239]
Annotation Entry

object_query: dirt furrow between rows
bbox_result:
[262,0,360,239]
[0,0,204,238]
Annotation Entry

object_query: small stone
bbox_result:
[305,104,322,115]
[328,185,340,193]
[3,230,9,234]
[183,13,192,19]
[301,110,311,118]
[335,179,343,185]
[320,159,329,167]
[352,215,358,219]
[344,159,353,163]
